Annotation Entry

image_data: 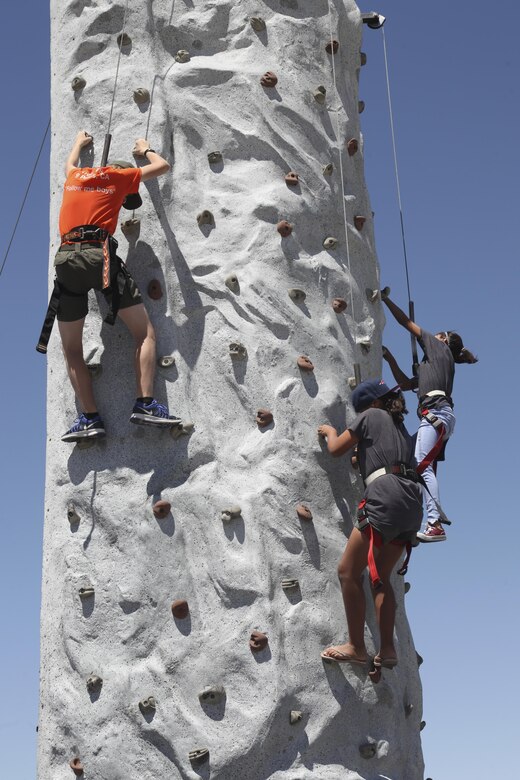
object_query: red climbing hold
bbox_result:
[70,758,84,776]
[153,500,171,519]
[147,279,163,300]
[256,409,273,427]
[171,599,189,619]
[277,220,292,237]
[260,71,278,88]
[354,215,366,231]
[249,630,268,652]
[347,138,359,156]
[332,297,347,313]
[285,172,299,187]
[326,39,339,55]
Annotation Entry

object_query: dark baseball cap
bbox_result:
[108,160,142,210]
[351,379,393,413]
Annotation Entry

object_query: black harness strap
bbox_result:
[36,230,129,353]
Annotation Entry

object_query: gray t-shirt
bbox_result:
[349,407,423,542]
[415,329,455,409]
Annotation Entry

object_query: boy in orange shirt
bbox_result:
[55,130,179,442]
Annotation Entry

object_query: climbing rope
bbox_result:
[326,0,358,344]
[380,26,419,373]
[0,118,50,281]
[101,0,131,166]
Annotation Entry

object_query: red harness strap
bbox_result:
[358,500,412,588]
[416,410,446,475]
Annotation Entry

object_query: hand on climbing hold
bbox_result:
[76,130,93,148]
[133,138,152,157]
[317,424,336,439]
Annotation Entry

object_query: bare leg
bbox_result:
[371,542,406,661]
[58,318,97,412]
[322,528,369,661]
[118,304,156,397]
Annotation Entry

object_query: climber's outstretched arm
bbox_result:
[133,138,170,181]
[65,130,93,176]
[382,346,416,391]
[381,292,422,339]
[318,425,359,457]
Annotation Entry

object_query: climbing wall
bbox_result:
[40,1,425,778]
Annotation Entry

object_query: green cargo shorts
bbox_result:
[54,245,142,322]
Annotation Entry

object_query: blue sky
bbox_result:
[0,2,518,778]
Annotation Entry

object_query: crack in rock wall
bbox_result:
[40,1,425,778]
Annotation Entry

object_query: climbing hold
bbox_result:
[277,220,292,237]
[189,748,209,763]
[67,503,80,525]
[404,581,411,594]
[354,215,366,231]
[332,298,347,314]
[197,210,214,226]
[117,32,131,48]
[220,506,242,522]
[297,356,314,372]
[366,288,379,303]
[153,500,171,519]
[120,217,140,236]
[404,703,414,717]
[289,710,303,724]
[208,150,223,165]
[346,138,359,156]
[361,12,386,29]
[229,342,247,359]
[71,77,86,92]
[359,742,377,759]
[79,586,94,599]
[322,163,334,176]
[325,39,339,55]
[170,421,194,440]
[416,652,424,667]
[256,409,273,427]
[380,285,391,299]
[86,674,102,693]
[296,504,312,521]
[199,685,225,704]
[288,288,306,303]
[323,236,338,250]
[249,630,268,652]
[175,49,190,63]
[420,720,426,731]
[87,362,102,379]
[70,758,84,776]
[250,17,266,32]
[158,355,175,368]
[313,86,327,104]
[139,697,156,715]
[285,171,299,186]
[260,71,278,88]
[171,599,189,619]
[281,578,299,590]
[348,377,358,389]
[133,88,150,105]
[147,279,163,300]
[360,51,367,66]
[359,339,371,353]
[225,274,239,293]
[358,100,365,113]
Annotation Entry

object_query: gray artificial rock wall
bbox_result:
[40,1,424,778]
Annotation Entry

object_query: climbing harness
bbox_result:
[356,496,413,590]
[36,226,131,353]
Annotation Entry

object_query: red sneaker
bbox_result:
[417,524,446,543]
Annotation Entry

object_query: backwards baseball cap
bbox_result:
[351,379,393,413]
[108,160,143,210]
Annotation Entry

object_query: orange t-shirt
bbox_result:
[58,166,142,237]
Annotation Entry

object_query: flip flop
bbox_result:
[321,649,367,665]
[373,655,398,669]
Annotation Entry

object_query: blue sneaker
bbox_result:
[61,413,106,443]
[130,399,181,427]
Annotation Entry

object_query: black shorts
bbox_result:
[54,245,142,322]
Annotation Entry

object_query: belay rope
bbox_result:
[380,24,419,376]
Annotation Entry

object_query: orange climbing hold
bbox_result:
[249,630,268,652]
[296,504,313,521]
[285,172,299,186]
[256,409,273,427]
[153,500,171,519]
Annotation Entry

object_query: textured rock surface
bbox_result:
[40,1,424,778]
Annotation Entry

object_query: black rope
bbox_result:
[0,118,50,280]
